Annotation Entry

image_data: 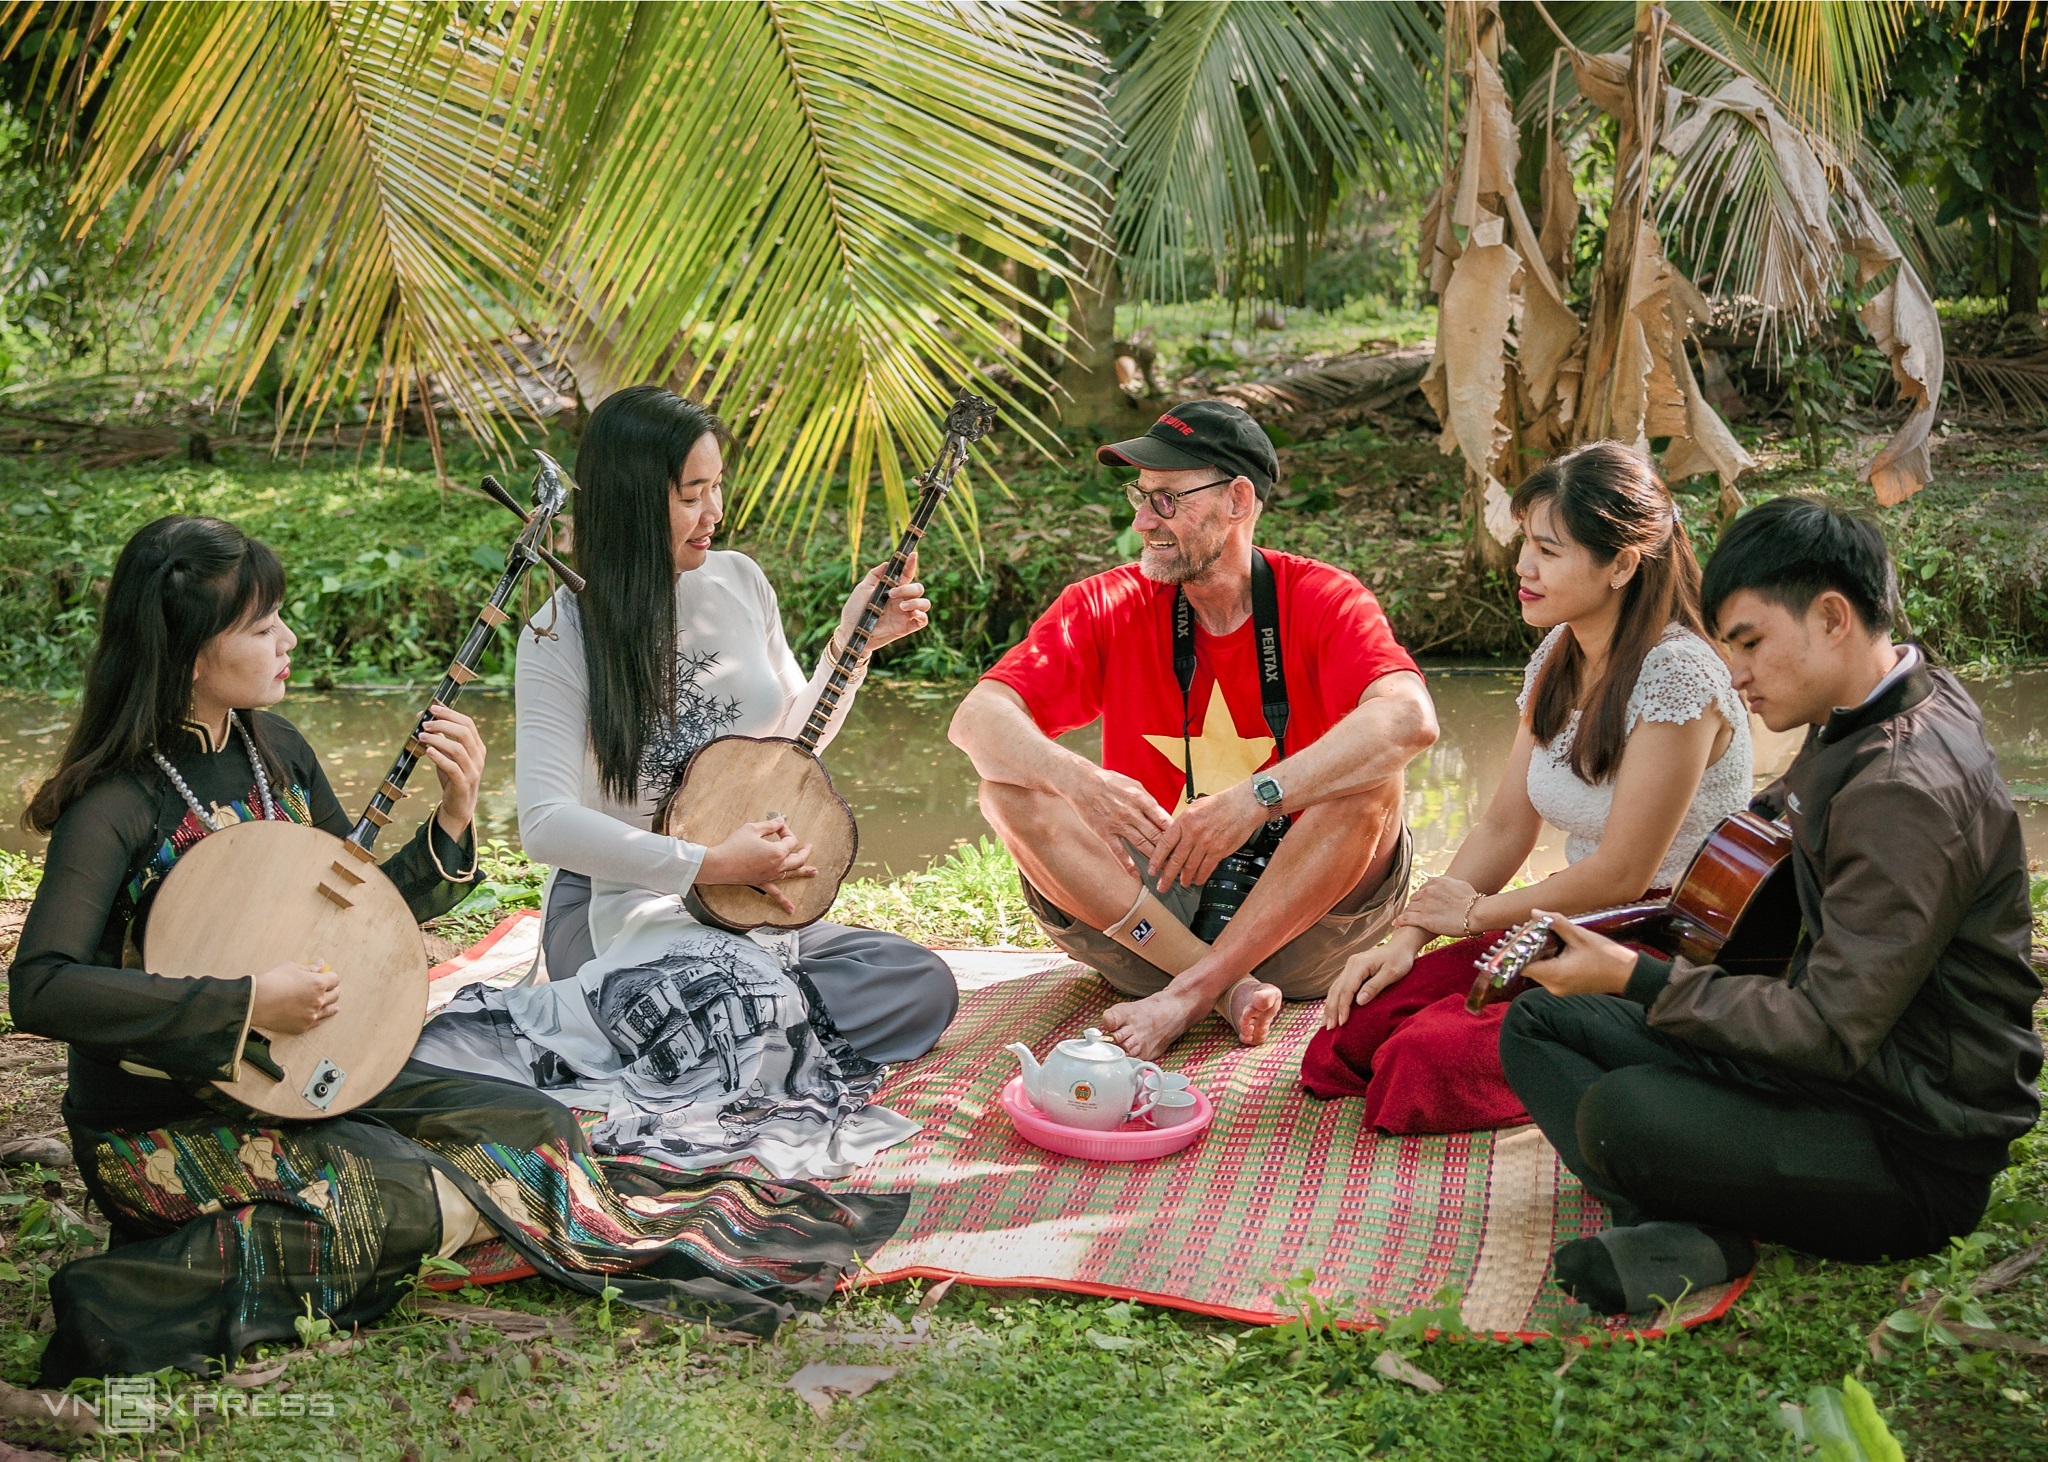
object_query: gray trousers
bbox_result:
[542,871,958,1065]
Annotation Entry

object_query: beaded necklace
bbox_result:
[152,711,278,831]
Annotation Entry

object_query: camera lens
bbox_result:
[1188,820,1287,942]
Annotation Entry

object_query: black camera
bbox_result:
[1189,816,1289,943]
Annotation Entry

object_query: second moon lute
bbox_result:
[661,389,997,932]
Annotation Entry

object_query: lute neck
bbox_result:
[795,483,948,754]
[340,461,569,860]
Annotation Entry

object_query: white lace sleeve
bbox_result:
[1625,628,1744,733]
[1517,626,1569,716]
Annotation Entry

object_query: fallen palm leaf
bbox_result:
[414,1298,576,1340]
[1373,1349,1444,1394]
[223,1357,290,1390]
[914,1276,956,1315]
[786,1364,897,1421]
[0,1381,98,1438]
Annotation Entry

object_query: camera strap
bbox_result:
[1172,548,1289,803]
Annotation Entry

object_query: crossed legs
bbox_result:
[980,777,1405,1058]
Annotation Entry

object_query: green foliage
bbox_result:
[830,837,1051,951]
[428,839,548,946]
[1879,8,2048,309]
[1781,1376,1907,1462]
[0,848,41,900]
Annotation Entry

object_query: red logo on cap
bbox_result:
[1157,413,1194,436]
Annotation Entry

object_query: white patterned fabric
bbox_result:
[1518,623,1752,889]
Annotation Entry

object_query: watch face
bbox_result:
[1254,775,1281,806]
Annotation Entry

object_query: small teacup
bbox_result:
[1148,1089,1200,1128]
[1142,1070,1190,1094]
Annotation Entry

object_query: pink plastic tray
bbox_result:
[999,1075,1214,1162]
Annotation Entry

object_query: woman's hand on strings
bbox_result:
[1061,765,1172,876]
[699,817,817,915]
[1321,932,1423,1030]
[418,701,487,841]
[1521,911,1636,997]
[1394,874,1483,938]
[841,551,931,653]
[252,961,340,1035]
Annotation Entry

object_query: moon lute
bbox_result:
[661,389,997,932]
[142,454,578,1119]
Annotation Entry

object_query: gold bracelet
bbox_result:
[1461,893,1482,939]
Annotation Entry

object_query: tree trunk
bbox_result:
[2001,151,2042,323]
[1058,231,1146,436]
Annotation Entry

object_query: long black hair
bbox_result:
[26,515,289,833]
[1513,442,1705,784]
[574,385,731,800]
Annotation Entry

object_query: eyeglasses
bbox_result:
[1124,477,1235,520]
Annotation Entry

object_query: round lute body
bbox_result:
[669,737,857,930]
[145,821,424,1118]
[662,390,996,933]
[139,454,578,1118]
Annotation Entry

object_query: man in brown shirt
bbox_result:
[1499,495,2043,1316]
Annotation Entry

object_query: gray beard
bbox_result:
[1139,535,1226,586]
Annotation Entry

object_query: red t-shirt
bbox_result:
[983,552,1420,814]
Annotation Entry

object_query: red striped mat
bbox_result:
[835,965,1745,1340]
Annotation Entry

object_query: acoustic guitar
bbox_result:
[661,388,998,932]
[1464,809,1801,1014]
[142,454,579,1118]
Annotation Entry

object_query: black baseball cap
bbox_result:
[1097,399,1279,498]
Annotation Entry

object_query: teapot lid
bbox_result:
[1055,1027,1130,1062]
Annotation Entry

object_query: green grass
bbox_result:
[1,845,2043,1457]
[829,836,1051,950]
[0,1120,2040,1460]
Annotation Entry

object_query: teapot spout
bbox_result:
[1003,1042,1043,1104]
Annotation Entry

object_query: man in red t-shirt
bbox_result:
[950,400,1438,1060]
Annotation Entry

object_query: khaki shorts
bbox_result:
[1019,824,1413,1000]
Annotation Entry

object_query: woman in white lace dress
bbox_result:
[1300,442,1750,1132]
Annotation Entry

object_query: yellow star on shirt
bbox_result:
[1142,682,1274,812]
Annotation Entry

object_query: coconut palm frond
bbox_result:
[60,1,566,459]
[547,0,1112,551]
[1950,354,2048,421]
[1111,0,1438,301]
[1708,0,1908,158]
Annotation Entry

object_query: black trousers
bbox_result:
[1497,989,1989,1262]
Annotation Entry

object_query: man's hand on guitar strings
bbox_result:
[1521,910,1637,997]
[1061,765,1172,877]
[699,817,818,915]
[419,701,486,840]
[841,550,931,652]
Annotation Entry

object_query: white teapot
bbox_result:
[1005,1028,1160,1132]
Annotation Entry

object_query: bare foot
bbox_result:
[1099,987,1205,1063]
[1218,978,1283,1046]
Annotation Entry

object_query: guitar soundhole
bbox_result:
[1716,861,1800,977]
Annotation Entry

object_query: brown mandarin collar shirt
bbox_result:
[1626,656,2043,1177]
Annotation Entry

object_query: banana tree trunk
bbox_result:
[1576,11,1664,447]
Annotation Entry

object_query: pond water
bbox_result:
[1,668,2043,878]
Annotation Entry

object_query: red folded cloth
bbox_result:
[1300,934,1529,1134]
